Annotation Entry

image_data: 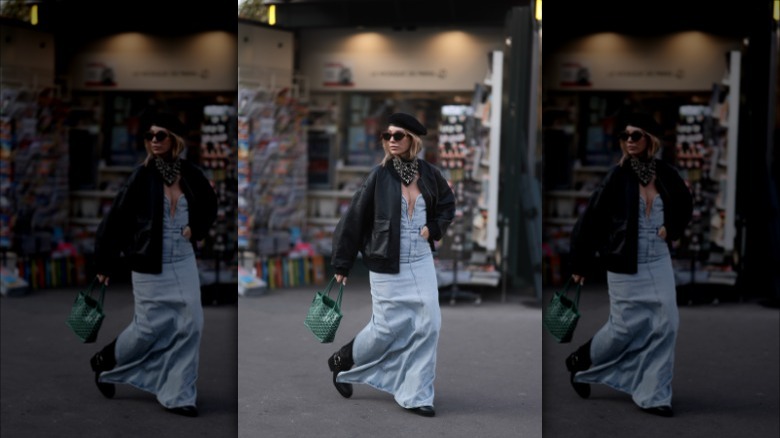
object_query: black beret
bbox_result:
[622,112,663,139]
[140,110,186,138]
[388,112,427,136]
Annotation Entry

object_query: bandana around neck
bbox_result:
[629,157,656,186]
[154,156,181,186]
[392,157,419,186]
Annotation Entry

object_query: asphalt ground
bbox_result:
[5,277,774,438]
[237,274,543,438]
[0,283,238,438]
[541,281,780,438]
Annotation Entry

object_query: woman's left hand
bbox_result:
[420,226,429,240]
[658,225,667,240]
[182,225,192,241]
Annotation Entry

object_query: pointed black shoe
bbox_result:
[568,371,590,399]
[92,370,116,399]
[641,406,674,417]
[166,406,199,417]
[327,352,353,398]
[407,406,435,417]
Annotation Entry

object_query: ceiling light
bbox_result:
[535,0,542,22]
[269,4,276,26]
[774,0,779,22]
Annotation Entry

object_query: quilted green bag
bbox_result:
[66,278,106,343]
[304,278,344,343]
[543,279,582,343]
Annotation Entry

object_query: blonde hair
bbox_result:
[618,130,662,165]
[143,130,186,166]
[380,129,423,166]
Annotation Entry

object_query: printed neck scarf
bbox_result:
[629,156,656,186]
[153,157,181,186]
[392,157,419,186]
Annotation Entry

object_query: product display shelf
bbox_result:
[198,104,239,293]
[238,85,309,274]
[673,77,739,292]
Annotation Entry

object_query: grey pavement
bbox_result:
[0,283,238,438]
[542,282,780,438]
[238,274,542,438]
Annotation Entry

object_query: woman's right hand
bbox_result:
[96,274,110,286]
[571,274,585,285]
[334,274,347,285]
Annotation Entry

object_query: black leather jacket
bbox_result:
[94,159,218,275]
[331,159,456,276]
[569,159,693,275]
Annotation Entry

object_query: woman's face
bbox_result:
[384,126,411,157]
[145,125,172,157]
[621,124,648,158]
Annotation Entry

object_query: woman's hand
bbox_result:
[420,226,430,240]
[657,225,667,240]
[571,274,585,285]
[182,225,192,241]
[334,274,348,285]
[96,274,110,286]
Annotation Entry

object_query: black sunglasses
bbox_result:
[144,131,169,142]
[381,131,407,141]
[618,131,645,142]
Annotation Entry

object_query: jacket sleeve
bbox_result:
[569,167,615,277]
[331,170,376,276]
[662,164,693,242]
[186,165,218,242]
[94,168,138,276]
[426,167,455,241]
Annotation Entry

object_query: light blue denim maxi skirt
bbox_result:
[337,195,441,409]
[574,195,679,409]
[99,195,203,409]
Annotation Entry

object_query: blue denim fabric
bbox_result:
[575,195,679,409]
[337,194,441,408]
[99,195,203,409]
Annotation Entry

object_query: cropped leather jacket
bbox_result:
[569,159,693,275]
[94,159,218,275]
[331,159,456,276]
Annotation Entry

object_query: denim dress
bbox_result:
[574,194,679,409]
[99,195,204,409]
[337,194,441,409]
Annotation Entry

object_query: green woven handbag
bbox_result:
[304,278,344,343]
[66,279,106,343]
[543,279,582,343]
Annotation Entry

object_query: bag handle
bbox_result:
[87,277,108,306]
[334,281,344,307]
[561,278,582,307]
[324,277,345,306]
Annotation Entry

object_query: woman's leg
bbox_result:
[327,338,355,398]
[90,338,117,398]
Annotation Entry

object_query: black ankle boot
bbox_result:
[90,339,117,399]
[327,339,354,398]
[565,340,592,399]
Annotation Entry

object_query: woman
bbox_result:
[566,112,693,417]
[328,112,456,417]
[89,111,218,417]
